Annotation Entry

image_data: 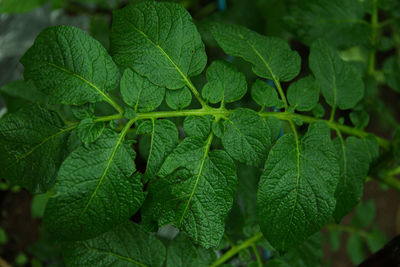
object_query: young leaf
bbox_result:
[251,79,279,108]
[71,104,95,120]
[202,60,247,104]
[111,1,207,89]
[44,129,144,241]
[333,137,378,222]
[77,118,105,147]
[20,25,120,106]
[309,39,364,110]
[383,56,400,92]
[120,68,165,112]
[166,233,216,267]
[222,108,271,167]
[0,104,69,193]
[287,0,370,48]
[183,116,212,140]
[351,200,376,229]
[347,234,365,265]
[146,137,237,248]
[211,22,301,82]
[165,87,192,110]
[63,222,166,267]
[137,119,179,181]
[257,122,339,252]
[287,76,319,111]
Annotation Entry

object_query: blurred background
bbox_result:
[0,0,400,266]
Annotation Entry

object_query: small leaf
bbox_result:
[202,60,247,104]
[347,234,365,265]
[21,25,120,106]
[257,122,339,251]
[111,1,207,89]
[251,79,279,108]
[309,39,364,110]
[212,120,225,138]
[63,222,166,267]
[44,129,144,241]
[183,116,211,139]
[211,22,301,82]
[77,118,105,146]
[366,227,387,253]
[312,103,325,118]
[383,56,400,92]
[0,104,69,193]
[166,87,192,110]
[349,110,370,129]
[351,200,376,228]
[71,104,95,120]
[287,76,319,111]
[120,68,165,112]
[124,107,137,120]
[222,108,271,167]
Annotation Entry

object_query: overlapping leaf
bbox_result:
[257,122,339,251]
[0,104,69,193]
[21,25,120,106]
[44,129,144,241]
[111,1,207,89]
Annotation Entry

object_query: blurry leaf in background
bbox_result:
[0,0,49,14]
[347,234,366,265]
[383,56,400,93]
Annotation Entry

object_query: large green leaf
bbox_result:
[0,105,69,193]
[257,122,339,251]
[0,80,48,105]
[63,222,165,267]
[20,25,120,106]
[211,23,300,82]
[120,68,165,112]
[287,0,370,48]
[333,137,378,222]
[137,119,179,181]
[143,137,237,248]
[44,129,144,241]
[111,1,207,90]
[309,39,364,110]
[201,60,247,104]
[222,108,271,167]
[166,233,216,267]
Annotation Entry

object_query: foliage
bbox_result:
[0,0,399,266]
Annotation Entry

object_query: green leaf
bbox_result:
[333,137,378,222]
[63,221,166,267]
[166,233,216,267]
[349,110,370,129]
[0,104,69,193]
[383,56,400,93]
[20,25,120,106]
[251,79,279,108]
[366,226,387,253]
[309,39,364,110]
[211,22,301,82]
[77,118,105,147]
[351,200,376,228]
[44,129,144,241]
[222,108,271,167]
[183,116,211,139]
[0,80,48,105]
[202,60,247,104]
[287,0,370,48]
[120,68,165,112]
[257,122,339,251]
[111,1,207,89]
[145,137,237,248]
[347,234,365,265]
[137,119,179,181]
[71,104,95,120]
[165,87,192,110]
[0,0,48,13]
[287,76,319,111]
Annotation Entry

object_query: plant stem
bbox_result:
[368,0,378,75]
[251,243,263,267]
[326,224,371,239]
[378,175,400,190]
[387,165,400,176]
[210,232,263,267]
[94,114,124,122]
[186,79,208,108]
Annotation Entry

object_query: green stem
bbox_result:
[210,232,263,267]
[378,175,400,190]
[387,165,400,176]
[368,0,378,75]
[326,224,371,239]
[94,114,123,122]
[251,244,263,267]
[329,106,336,122]
[186,79,208,108]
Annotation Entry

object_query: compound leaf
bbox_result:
[222,108,271,167]
[120,68,165,112]
[287,76,319,111]
[63,221,165,267]
[111,1,207,90]
[137,119,179,181]
[20,25,120,106]
[44,129,144,241]
[309,39,364,110]
[211,23,300,82]
[202,60,247,104]
[257,122,339,252]
[0,104,69,193]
